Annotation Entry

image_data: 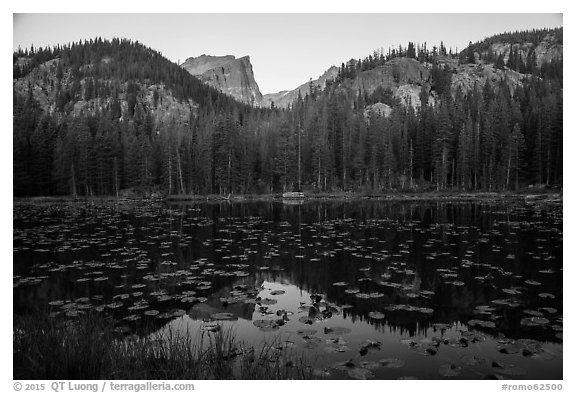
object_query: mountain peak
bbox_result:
[181,54,263,106]
[181,55,236,75]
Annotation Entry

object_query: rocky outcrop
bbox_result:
[394,84,429,108]
[533,33,563,67]
[450,62,526,97]
[262,66,339,108]
[345,57,431,110]
[480,33,562,68]
[351,57,430,97]
[363,102,392,120]
[352,55,533,110]
[13,58,197,125]
[181,55,263,106]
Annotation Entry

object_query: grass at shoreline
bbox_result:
[14,313,314,380]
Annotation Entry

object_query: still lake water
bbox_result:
[13,198,563,379]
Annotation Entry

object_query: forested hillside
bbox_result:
[13,31,562,197]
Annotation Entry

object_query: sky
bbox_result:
[13,13,562,94]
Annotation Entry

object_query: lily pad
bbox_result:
[301,335,323,349]
[296,328,317,336]
[258,298,278,305]
[468,319,496,328]
[491,361,527,376]
[412,344,438,356]
[359,360,381,370]
[332,359,356,371]
[347,367,375,380]
[556,332,563,340]
[520,317,550,327]
[312,368,331,378]
[523,309,544,317]
[298,316,319,325]
[326,337,347,345]
[379,358,405,368]
[497,342,523,354]
[460,331,486,343]
[359,339,382,355]
[538,293,556,299]
[202,324,221,332]
[523,348,556,361]
[439,364,462,377]
[323,326,352,335]
[253,319,281,331]
[525,280,541,286]
[540,307,558,314]
[368,311,386,320]
[460,354,488,366]
[502,288,522,295]
[324,345,350,353]
[210,312,236,321]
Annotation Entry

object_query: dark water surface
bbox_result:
[13,199,563,379]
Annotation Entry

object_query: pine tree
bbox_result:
[509,123,525,189]
[407,42,416,59]
[467,41,476,64]
[457,115,474,189]
[495,53,505,70]
[432,102,453,190]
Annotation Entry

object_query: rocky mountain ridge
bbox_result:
[181,55,263,106]
[14,28,562,120]
[175,28,561,111]
[262,66,339,108]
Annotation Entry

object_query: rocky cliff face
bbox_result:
[351,57,431,95]
[345,57,433,109]
[449,62,526,97]
[181,55,263,106]
[262,66,339,108]
[13,57,197,124]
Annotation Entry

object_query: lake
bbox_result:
[13,198,563,379]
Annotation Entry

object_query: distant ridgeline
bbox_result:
[13,30,562,197]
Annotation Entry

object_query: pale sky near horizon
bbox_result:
[13,14,563,95]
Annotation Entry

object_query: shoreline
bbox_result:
[13,190,562,204]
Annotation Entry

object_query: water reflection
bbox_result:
[13,199,562,379]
